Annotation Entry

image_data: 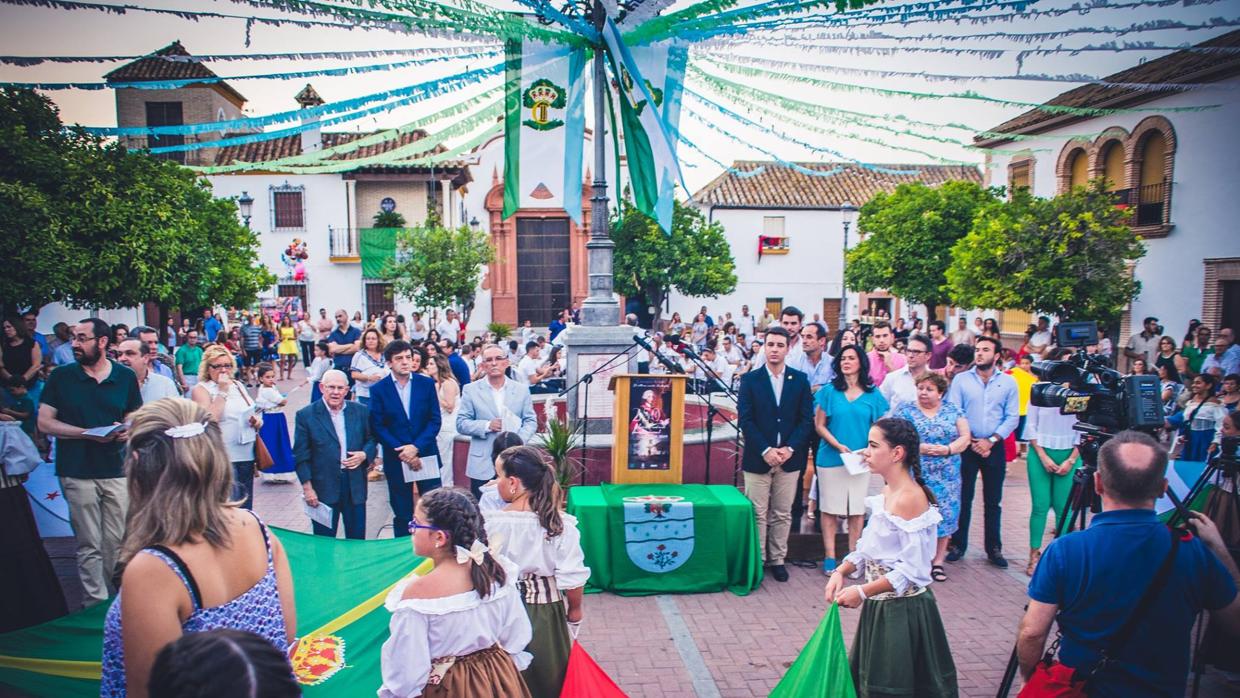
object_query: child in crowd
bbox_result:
[255,364,288,411]
[379,488,532,698]
[1,378,36,439]
[478,432,524,513]
[484,446,589,698]
[255,363,295,480]
[148,629,300,698]
[308,341,332,404]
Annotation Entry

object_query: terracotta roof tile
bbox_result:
[104,41,218,83]
[977,29,1240,143]
[692,161,982,209]
[212,129,468,173]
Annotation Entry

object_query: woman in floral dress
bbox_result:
[894,372,970,583]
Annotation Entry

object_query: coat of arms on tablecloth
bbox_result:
[622,495,694,573]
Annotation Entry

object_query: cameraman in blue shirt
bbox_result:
[1016,430,1240,696]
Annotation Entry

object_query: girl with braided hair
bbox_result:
[484,446,590,697]
[379,487,533,698]
[823,417,958,698]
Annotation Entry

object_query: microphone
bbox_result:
[634,333,685,374]
[664,334,703,363]
[632,332,657,353]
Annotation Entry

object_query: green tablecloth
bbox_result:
[567,484,763,596]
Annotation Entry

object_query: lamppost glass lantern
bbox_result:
[237,191,254,228]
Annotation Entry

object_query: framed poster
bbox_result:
[608,374,686,484]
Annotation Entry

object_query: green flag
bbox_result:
[769,604,857,698]
[0,529,430,697]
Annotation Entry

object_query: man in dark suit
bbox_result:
[738,326,815,582]
[294,369,377,539]
[368,340,442,536]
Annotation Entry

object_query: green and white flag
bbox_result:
[603,19,686,233]
[503,38,586,224]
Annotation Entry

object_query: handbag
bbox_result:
[235,386,275,471]
[1018,526,1181,698]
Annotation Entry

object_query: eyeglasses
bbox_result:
[408,521,443,534]
[71,335,97,343]
[209,363,232,370]
[904,348,928,355]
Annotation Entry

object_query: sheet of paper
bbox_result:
[403,454,441,483]
[304,501,334,527]
[500,406,522,434]
[841,452,869,476]
[82,424,122,439]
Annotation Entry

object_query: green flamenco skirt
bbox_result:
[521,600,573,698]
[850,589,959,698]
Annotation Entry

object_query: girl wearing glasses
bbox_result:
[483,446,589,697]
[379,488,532,698]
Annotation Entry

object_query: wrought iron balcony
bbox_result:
[1112,181,1168,228]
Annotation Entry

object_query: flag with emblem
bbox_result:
[503,38,587,224]
[602,19,686,233]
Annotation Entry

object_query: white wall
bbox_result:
[985,77,1240,333]
[667,206,860,323]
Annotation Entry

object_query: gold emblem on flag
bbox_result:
[523,78,567,131]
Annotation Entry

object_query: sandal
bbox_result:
[931,565,947,582]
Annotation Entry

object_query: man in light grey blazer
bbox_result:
[456,343,538,498]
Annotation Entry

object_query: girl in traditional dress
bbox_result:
[824,417,958,698]
[484,446,589,698]
[379,488,533,698]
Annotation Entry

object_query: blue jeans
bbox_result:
[951,446,1007,555]
[311,471,366,540]
[232,460,255,510]
[383,455,440,537]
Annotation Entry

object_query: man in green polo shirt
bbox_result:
[1181,324,1212,377]
[38,318,142,606]
[174,328,204,394]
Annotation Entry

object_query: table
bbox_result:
[567,484,763,596]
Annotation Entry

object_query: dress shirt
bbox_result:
[791,352,834,390]
[138,371,179,404]
[1024,404,1080,450]
[867,349,907,386]
[879,366,920,411]
[767,365,785,407]
[1125,331,1161,365]
[394,375,413,418]
[945,366,1020,439]
[328,404,348,462]
[1201,345,1240,376]
[737,314,755,339]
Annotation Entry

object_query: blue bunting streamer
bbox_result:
[3,50,500,91]
[682,103,847,179]
[0,45,499,67]
[83,63,502,137]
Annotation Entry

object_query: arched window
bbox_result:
[1068,149,1088,189]
[1100,141,1126,191]
[1136,131,1169,227]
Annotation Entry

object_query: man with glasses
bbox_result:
[174,330,203,394]
[879,333,934,411]
[38,318,142,606]
[293,369,377,540]
[456,345,538,499]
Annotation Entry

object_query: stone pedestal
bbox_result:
[560,323,640,434]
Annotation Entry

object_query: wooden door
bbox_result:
[516,218,571,326]
[1222,280,1240,337]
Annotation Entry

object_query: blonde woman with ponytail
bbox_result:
[380,487,532,698]
[484,446,590,698]
[823,417,958,698]
[100,398,295,698]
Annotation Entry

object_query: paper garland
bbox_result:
[682,103,848,179]
[0,45,499,66]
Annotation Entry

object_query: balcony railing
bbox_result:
[328,226,360,261]
[1113,181,1168,228]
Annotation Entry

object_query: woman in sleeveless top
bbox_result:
[100,397,295,698]
[427,354,460,488]
[190,346,263,509]
[484,446,589,698]
[380,488,532,698]
[824,418,957,697]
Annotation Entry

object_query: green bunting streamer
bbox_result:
[0,45,498,66]
[698,56,1222,116]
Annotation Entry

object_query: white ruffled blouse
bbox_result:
[483,510,591,591]
[843,494,942,595]
[378,558,533,698]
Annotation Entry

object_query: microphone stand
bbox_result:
[558,338,641,485]
[671,341,741,485]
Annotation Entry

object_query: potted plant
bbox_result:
[487,322,512,340]
[373,210,407,228]
[539,403,581,506]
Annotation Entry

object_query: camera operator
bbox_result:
[1016,430,1240,696]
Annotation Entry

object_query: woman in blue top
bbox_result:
[814,345,888,574]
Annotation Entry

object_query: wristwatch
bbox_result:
[988,435,1000,445]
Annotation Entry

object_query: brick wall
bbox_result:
[114,85,246,166]
[1203,257,1240,329]
[354,181,428,229]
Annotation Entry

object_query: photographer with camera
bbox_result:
[1015,431,1240,697]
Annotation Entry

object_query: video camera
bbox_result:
[1029,321,1164,433]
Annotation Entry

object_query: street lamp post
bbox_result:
[838,202,857,330]
[237,191,254,229]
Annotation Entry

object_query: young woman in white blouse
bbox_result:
[484,446,589,698]
[379,488,533,698]
[1024,366,1082,576]
[823,417,958,697]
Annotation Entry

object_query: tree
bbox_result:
[381,211,495,319]
[844,180,998,322]
[945,180,1145,324]
[0,88,273,317]
[612,198,737,326]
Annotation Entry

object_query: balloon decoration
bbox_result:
[282,238,309,280]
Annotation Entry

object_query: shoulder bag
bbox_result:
[1018,526,1181,697]
[235,385,275,471]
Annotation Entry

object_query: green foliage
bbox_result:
[945,180,1145,324]
[540,414,581,498]
[382,216,495,311]
[612,198,737,315]
[0,88,273,314]
[373,209,407,228]
[487,322,512,339]
[845,180,998,320]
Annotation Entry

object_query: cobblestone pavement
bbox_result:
[43,364,1236,697]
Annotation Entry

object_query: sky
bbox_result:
[0,0,1235,192]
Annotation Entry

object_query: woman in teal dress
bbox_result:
[894,372,970,582]
[815,345,889,574]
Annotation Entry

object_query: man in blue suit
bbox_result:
[293,369,377,540]
[368,340,442,536]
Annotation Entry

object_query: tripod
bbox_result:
[996,430,1107,697]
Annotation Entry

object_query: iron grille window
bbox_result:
[273,190,305,229]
